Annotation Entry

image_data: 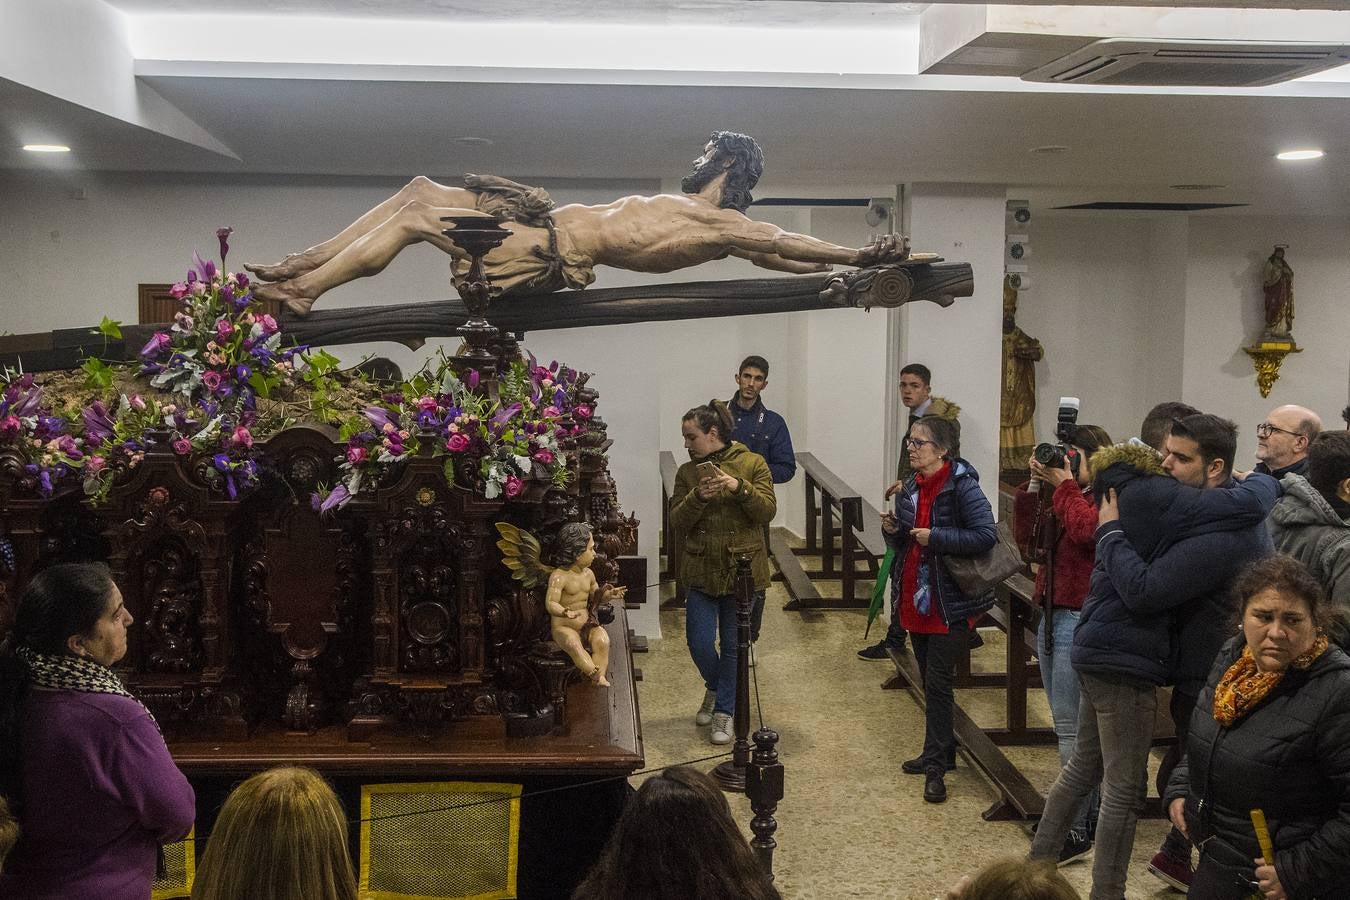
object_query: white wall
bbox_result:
[1181,215,1350,456]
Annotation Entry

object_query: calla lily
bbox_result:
[82,401,117,446]
[216,227,233,265]
[489,403,521,434]
[318,483,350,513]
[191,251,217,284]
[363,406,393,430]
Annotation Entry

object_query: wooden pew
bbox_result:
[790,452,881,609]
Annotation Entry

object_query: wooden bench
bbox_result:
[769,527,823,609]
[658,450,686,609]
[789,452,882,609]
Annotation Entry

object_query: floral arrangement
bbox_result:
[2,228,595,511]
[314,352,592,511]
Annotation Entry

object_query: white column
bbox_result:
[894,183,1008,508]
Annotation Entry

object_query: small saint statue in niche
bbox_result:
[496,521,626,687]
[1262,244,1295,339]
[999,275,1044,474]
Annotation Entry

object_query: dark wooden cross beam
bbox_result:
[0,261,972,372]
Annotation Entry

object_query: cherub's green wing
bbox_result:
[495,522,549,589]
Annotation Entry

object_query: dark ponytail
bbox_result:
[1,563,116,804]
[683,400,734,447]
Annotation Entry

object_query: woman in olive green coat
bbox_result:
[670,400,776,745]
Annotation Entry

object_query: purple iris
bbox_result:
[212,453,232,472]
[413,409,440,429]
[234,363,252,382]
[488,403,521,435]
[554,387,567,410]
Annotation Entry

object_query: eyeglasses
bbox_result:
[1256,422,1302,439]
[905,437,937,449]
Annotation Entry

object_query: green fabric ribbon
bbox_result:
[865,547,897,638]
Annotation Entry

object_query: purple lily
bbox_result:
[14,386,43,417]
[140,331,172,358]
[82,401,117,446]
[488,403,521,435]
[363,406,393,430]
[467,369,480,389]
[318,483,351,513]
[216,227,233,266]
[191,250,217,284]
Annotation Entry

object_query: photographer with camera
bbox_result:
[1013,403,1111,866]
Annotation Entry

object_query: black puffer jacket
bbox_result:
[1166,636,1350,899]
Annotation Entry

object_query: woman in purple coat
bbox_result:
[0,563,195,900]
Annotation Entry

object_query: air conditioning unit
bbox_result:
[1024,39,1350,87]
[920,5,1350,87]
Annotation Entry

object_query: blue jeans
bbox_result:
[1030,672,1157,900]
[685,587,739,715]
[1037,608,1100,837]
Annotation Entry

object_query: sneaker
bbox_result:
[1057,832,1093,867]
[710,712,733,745]
[857,641,897,661]
[902,756,956,775]
[694,690,716,726]
[1146,849,1194,891]
[923,767,947,803]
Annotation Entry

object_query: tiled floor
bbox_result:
[633,578,1183,900]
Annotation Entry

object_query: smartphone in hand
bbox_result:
[697,461,721,480]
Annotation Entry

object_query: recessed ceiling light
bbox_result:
[450,137,493,147]
[23,144,70,153]
[1276,149,1324,161]
[1029,145,1070,154]
[1170,184,1226,191]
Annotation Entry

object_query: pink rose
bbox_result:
[201,370,224,392]
[574,404,593,419]
[417,396,438,411]
[85,455,106,475]
[129,394,146,411]
[346,445,367,465]
[215,319,235,341]
[532,448,555,465]
[259,314,278,335]
[0,415,19,439]
[446,433,471,453]
[542,405,561,419]
[172,438,192,456]
[169,281,190,300]
[231,426,253,449]
[504,475,524,498]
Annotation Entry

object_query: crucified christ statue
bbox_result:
[247,131,910,315]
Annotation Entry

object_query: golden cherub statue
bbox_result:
[496,521,626,687]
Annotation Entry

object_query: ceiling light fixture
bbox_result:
[1170,184,1226,191]
[450,137,493,148]
[1276,149,1324,161]
[1030,145,1070,154]
[23,144,71,153]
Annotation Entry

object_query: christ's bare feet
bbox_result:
[589,667,611,688]
[251,280,317,316]
[244,252,322,283]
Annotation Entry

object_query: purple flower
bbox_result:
[504,475,524,498]
[346,446,367,465]
[140,331,173,358]
[37,469,53,497]
[224,473,237,501]
[212,453,232,472]
[318,483,351,513]
[234,363,252,382]
[216,319,235,342]
[172,438,192,456]
[192,251,217,284]
[220,284,235,307]
[363,406,393,430]
[413,409,439,429]
[202,370,224,392]
[216,227,233,265]
[169,281,190,300]
[467,369,480,389]
[574,404,593,419]
[236,272,250,290]
[488,403,521,435]
[57,435,82,459]
[445,433,470,453]
[82,401,116,446]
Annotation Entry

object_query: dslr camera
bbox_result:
[1033,397,1082,475]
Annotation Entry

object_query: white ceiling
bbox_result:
[5,0,1350,217]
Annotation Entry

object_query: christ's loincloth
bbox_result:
[450,174,596,296]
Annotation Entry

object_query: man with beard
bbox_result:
[250,131,908,314]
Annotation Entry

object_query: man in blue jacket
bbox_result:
[728,354,795,645]
[1097,414,1277,891]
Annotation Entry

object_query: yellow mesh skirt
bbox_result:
[359,781,522,900]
